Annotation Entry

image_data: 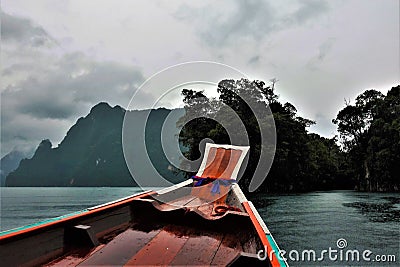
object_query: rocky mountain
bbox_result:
[5,103,185,186]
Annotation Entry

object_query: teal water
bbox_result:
[251,191,399,266]
[1,188,399,266]
[0,187,144,231]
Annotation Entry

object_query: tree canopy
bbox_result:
[178,79,347,192]
[333,86,400,191]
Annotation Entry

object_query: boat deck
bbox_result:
[1,183,285,266]
[47,192,263,266]
[51,224,247,266]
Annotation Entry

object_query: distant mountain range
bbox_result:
[0,150,33,186]
[5,103,185,186]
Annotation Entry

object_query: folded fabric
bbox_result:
[210,179,236,195]
[192,176,236,195]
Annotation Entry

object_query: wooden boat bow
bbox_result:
[0,144,288,266]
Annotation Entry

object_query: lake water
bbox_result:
[1,188,399,266]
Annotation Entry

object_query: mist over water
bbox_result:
[1,188,399,265]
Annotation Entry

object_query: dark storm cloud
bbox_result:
[1,10,54,47]
[1,12,150,155]
[175,0,330,46]
[1,52,148,154]
[2,52,146,120]
[174,0,275,46]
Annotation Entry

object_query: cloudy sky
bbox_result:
[1,0,399,157]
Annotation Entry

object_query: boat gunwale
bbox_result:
[0,190,155,241]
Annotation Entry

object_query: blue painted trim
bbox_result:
[0,209,87,237]
[266,234,288,266]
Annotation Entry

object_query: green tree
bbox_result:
[179,78,343,192]
[333,86,399,191]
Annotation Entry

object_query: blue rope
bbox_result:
[192,176,236,195]
[192,176,210,186]
[211,179,236,195]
